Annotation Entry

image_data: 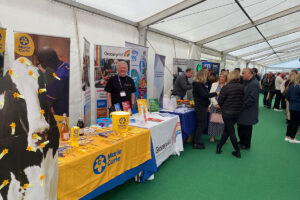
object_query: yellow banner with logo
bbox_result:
[57,126,151,200]
[14,33,35,56]
[0,28,6,54]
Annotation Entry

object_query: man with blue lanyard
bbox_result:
[105,61,136,113]
[37,46,70,116]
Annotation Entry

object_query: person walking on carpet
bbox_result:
[216,70,244,158]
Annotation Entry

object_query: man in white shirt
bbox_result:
[274,72,286,111]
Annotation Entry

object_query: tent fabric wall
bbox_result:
[188,43,201,60]
[146,31,189,97]
[76,9,139,125]
[1,0,261,125]
[0,0,139,125]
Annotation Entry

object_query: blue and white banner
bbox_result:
[125,42,148,114]
[94,45,131,118]
[153,54,165,108]
[82,38,91,126]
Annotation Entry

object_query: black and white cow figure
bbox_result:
[0,58,59,200]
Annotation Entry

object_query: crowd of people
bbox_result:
[176,67,300,158]
[260,69,300,143]
[191,68,259,158]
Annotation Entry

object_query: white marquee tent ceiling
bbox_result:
[58,0,300,67]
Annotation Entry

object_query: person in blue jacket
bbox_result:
[37,46,70,116]
[285,73,300,143]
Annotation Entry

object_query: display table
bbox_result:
[160,109,196,141]
[129,113,184,182]
[57,127,152,200]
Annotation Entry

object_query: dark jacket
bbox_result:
[269,77,276,92]
[173,74,192,98]
[218,81,244,116]
[237,76,260,125]
[261,76,270,91]
[286,83,300,111]
[192,81,217,109]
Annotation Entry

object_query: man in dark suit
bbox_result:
[237,68,260,149]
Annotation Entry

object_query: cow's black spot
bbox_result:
[0,71,59,200]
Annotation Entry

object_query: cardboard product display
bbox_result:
[137,99,148,115]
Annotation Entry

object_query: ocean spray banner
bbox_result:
[153,54,165,108]
[0,28,6,77]
[125,42,148,114]
[82,38,91,126]
[94,45,131,118]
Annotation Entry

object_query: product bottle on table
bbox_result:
[60,113,69,141]
[77,118,84,136]
[70,126,80,147]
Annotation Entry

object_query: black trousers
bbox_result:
[237,124,253,148]
[193,106,207,145]
[219,114,239,151]
[267,91,275,108]
[274,90,285,109]
[263,90,268,106]
[286,110,300,139]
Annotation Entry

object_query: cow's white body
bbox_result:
[0,58,58,200]
[9,60,50,149]
[5,150,58,200]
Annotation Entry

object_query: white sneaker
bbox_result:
[274,108,283,112]
[288,139,300,144]
[285,137,290,142]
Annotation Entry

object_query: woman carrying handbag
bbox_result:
[208,71,228,142]
[216,70,244,158]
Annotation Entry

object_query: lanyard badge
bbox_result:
[118,76,127,97]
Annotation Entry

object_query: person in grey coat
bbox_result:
[173,68,194,99]
[237,68,260,149]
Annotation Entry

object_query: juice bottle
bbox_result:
[60,113,69,141]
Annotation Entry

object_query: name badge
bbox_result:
[120,91,126,97]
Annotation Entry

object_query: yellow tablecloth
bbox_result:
[57,126,151,200]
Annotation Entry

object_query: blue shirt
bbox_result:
[286,83,300,111]
[46,61,70,115]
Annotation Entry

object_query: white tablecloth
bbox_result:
[130,113,184,167]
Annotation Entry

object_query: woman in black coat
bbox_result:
[192,70,218,149]
[217,70,244,158]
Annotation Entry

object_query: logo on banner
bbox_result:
[19,36,29,45]
[93,150,122,174]
[14,33,35,56]
[131,50,138,61]
[104,51,123,57]
[156,140,171,154]
[93,155,107,174]
[0,29,6,54]
[172,122,181,144]
[124,50,130,57]
[97,100,107,108]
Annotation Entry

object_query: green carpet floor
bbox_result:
[95,96,300,200]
